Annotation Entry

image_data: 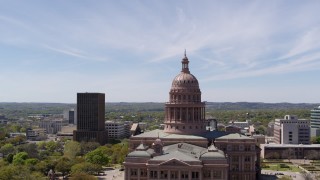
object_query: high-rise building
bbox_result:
[274,115,310,144]
[73,93,108,145]
[311,106,320,136]
[64,109,77,124]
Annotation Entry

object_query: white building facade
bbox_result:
[105,121,130,139]
[274,115,310,144]
[311,106,320,136]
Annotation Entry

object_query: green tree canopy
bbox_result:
[71,162,102,175]
[85,146,109,165]
[0,143,14,156]
[55,157,72,176]
[16,143,38,158]
[64,141,81,159]
[311,136,320,144]
[12,152,28,165]
[45,141,58,152]
[70,172,97,180]
[80,142,100,155]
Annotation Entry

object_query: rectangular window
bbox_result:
[150,171,157,178]
[245,156,251,162]
[232,156,239,162]
[181,171,188,179]
[231,165,239,171]
[140,169,147,177]
[160,170,168,179]
[130,169,137,176]
[212,171,222,178]
[192,172,199,179]
[244,164,251,171]
[170,171,178,179]
[203,170,211,178]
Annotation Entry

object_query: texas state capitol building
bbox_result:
[123,52,260,180]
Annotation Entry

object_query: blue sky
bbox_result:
[0,1,320,103]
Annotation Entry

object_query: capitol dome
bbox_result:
[164,50,206,135]
[171,73,199,89]
[171,51,200,89]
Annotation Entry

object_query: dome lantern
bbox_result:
[181,49,190,73]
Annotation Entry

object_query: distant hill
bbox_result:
[205,102,319,110]
[0,102,318,119]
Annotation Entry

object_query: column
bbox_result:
[202,107,204,120]
[188,171,191,180]
[192,108,195,122]
[186,108,189,122]
[180,107,182,121]
[168,170,171,180]
[127,168,130,180]
[178,171,181,180]
[138,168,141,179]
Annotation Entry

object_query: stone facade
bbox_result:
[124,52,260,180]
[164,51,206,135]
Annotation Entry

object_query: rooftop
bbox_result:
[215,133,254,140]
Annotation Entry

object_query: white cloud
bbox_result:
[1,1,320,102]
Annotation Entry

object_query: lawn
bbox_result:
[262,163,301,172]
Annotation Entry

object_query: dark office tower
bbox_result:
[73,93,107,145]
[69,110,75,124]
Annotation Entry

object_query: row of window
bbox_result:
[166,125,204,130]
[220,145,255,151]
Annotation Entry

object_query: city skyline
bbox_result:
[1,1,320,103]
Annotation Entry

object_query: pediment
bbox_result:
[159,158,190,167]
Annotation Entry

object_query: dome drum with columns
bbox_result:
[164,51,207,135]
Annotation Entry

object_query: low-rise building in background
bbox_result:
[105,120,130,140]
[274,115,310,144]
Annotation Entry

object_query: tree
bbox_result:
[25,158,39,171]
[256,125,267,135]
[37,141,47,151]
[6,154,13,163]
[71,162,102,175]
[80,142,100,155]
[35,160,55,176]
[311,136,320,144]
[46,141,58,153]
[0,143,14,156]
[12,135,26,145]
[85,147,109,165]
[55,157,72,176]
[0,165,16,180]
[16,143,38,158]
[64,141,81,159]
[12,152,28,165]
